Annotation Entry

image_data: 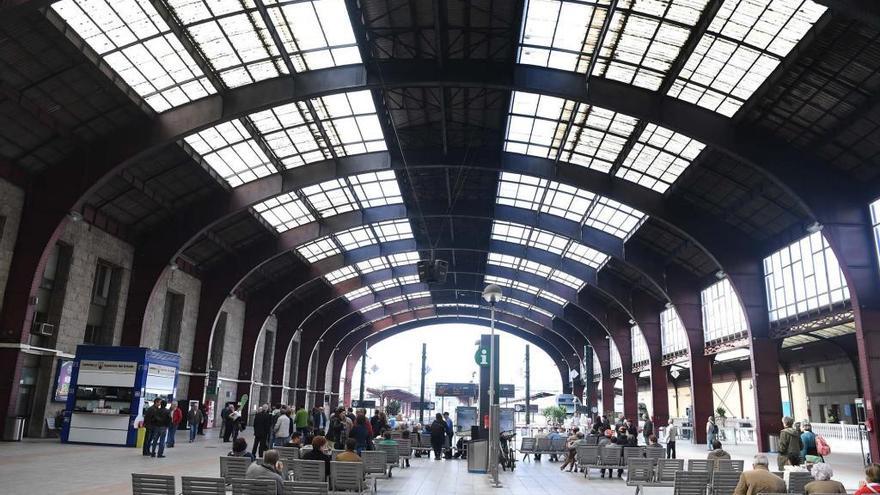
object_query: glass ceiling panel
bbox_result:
[52,0,217,113]
[300,171,402,218]
[296,236,340,263]
[701,278,749,344]
[668,0,826,116]
[253,192,315,232]
[497,172,647,239]
[310,91,388,157]
[325,266,357,284]
[265,0,361,71]
[348,171,402,208]
[295,220,414,263]
[661,307,689,357]
[342,286,372,301]
[504,92,574,159]
[631,325,650,364]
[561,106,638,172]
[248,102,325,168]
[300,178,358,218]
[517,0,711,91]
[184,120,275,187]
[484,275,568,306]
[491,220,610,269]
[616,124,706,193]
[811,322,855,339]
[487,252,585,289]
[610,338,621,370]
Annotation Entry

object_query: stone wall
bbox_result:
[0,178,24,314]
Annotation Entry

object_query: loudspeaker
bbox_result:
[417,259,448,283]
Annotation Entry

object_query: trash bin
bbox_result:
[468,439,488,473]
[3,416,26,441]
[768,434,779,453]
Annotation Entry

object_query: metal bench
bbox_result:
[598,446,625,478]
[625,458,656,495]
[277,446,301,465]
[375,443,398,477]
[688,459,714,473]
[674,471,711,495]
[230,478,276,495]
[577,445,600,478]
[220,457,252,485]
[787,472,814,494]
[330,460,365,494]
[292,459,326,483]
[716,460,744,472]
[181,476,226,495]
[520,437,536,461]
[646,446,665,463]
[363,451,388,494]
[397,438,412,467]
[282,480,329,495]
[711,471,741,495]
[132,473,175,495]
[535,437,551,457]
[654,459,685,487]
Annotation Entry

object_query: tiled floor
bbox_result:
[0,431,867,494]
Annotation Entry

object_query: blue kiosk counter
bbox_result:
[61,346,179,447]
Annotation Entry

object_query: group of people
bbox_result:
[140,399,205,458]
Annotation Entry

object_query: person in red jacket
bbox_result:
[167,402,183,448]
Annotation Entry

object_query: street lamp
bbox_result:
[482,283,502,487]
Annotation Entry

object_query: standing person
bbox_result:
[167,402,182,448]
[327,408,347,449]
[443,412,454,449]
[252,404,272,458]
[800,422,819,460]
[777,416,803,470]
[273,407,291,446]
[351,415,371,454]
[430,413,446,460]
[187,402,202,443]
[294,405,309,435]
[642,415,654,446]
[312,405,327,433]
[229,405,244,441]
[142,398,160,456]
[706,416,718,451]
[150,400,171,458]
[665,418,679,459]
[198,404,207,435]
[221,404,234,442]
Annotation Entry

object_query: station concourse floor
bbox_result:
[0,431,868,495]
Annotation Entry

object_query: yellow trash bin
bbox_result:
[136,426,146,448]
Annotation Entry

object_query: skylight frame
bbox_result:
[51,0,217,113]
[248,101,327,168]
[660,307,689,358]
[490,220,610,269]
[300,178,359,218]
[610,338,622,371]
[616,123,706,193]
[504,91,575,159]
[496,173,647,240]
[517,0,611,72]
[334,226,378,251]
[668,0,827,117]
[701,278,749,344]
[309,91,388,157]
[324,266,358,284]
[560,105,639,173]
[342,285,372,301]
[183,119,276,187]
[373,219,413,242]
[296,236,340,263]
[631,325,650,366]
[253,192,316,232]
[348,170,403,208]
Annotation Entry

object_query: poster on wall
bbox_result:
[53,360,74,402]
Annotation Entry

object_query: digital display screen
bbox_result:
[53,360,73,403]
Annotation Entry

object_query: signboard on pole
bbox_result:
[411,401,435,411]
[435,382,477,397]
[514,404,539,413]
[351,400,376,409]
[499,384,515,398]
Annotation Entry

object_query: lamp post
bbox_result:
[482,283,502,487]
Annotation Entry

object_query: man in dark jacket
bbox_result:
[221,404,234,442]
[142,398,160,456]
[150,400,171,458]
[252,404,273,457]
[642,415,654,446]
[312,405,327,433]
[777,416,803,469]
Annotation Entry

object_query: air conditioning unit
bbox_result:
[417,259,448,284]
[32,322,55,337]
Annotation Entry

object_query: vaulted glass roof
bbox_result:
[487,252,586,290]
[491,220,610,269]
[51,0,217,112]
[294,219,413,263]
[325,251,421,286]
[253,171,403,232]
[668,0,826,116]
[497,173,647,239]
[484,275,569,306]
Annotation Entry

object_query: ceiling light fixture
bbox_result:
[715,270,726,280]
[806,221,823,234]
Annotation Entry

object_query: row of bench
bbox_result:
[625,463,818,495]
[133,473,330,494]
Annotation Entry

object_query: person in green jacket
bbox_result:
[777,416,803,469]
[295,405,309,435]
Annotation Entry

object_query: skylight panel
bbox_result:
[51,0,216,112]
[370,279,400,292]
[530,305,554,318]
[300,178,357,218]
[496,173,646,240]
[325,266,357,284]
[253,193,316,232]
[387,252,420,267]
[538,290,568,306]
[408,291,431,301]
[668,0,826,116]
[561,106,638,172]
[334,226,377,251]
[518,0,611,72]
[348,171,402,208]
[373,219,413,242]
[563,242,609,270]
[701,278,749,344]
[165,0,284,88]
[310,91,388,156]
[359,302,383,314]
[296,236,340,263]
[248,102,326,168]
[485,275,567,306]
[383,295,408,305]
[661,307,689,358]
[631,325,650,365]
[265,0,361,71]
[610,339,621,371]
[584,196,646,239]
[355,256,390,274]
[343,286,372,301]
[593,2,701,91]
[184,120,275,187]
[504,92,574,159]
[616,124,706,193]
[549,270,585,290]
[487,253,554,279]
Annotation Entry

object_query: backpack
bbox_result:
[816,435,831,456]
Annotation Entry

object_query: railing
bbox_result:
[808,422,864,441]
